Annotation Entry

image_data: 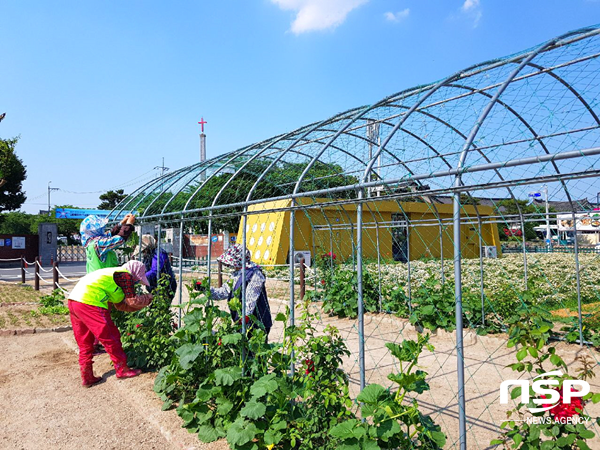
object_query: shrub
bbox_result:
[112,274,176,371]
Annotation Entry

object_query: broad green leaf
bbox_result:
[430,430,446,447]
[216,398,234,416]
[330,419,360,439]
[376,419,401,441]
[576,440,592,450]
[221,333,243,345]
[240,400,266,419]
[197,425,220,443]
[227,419,257,446]
[357,384,387,404]
[516,348,527,362]
[264,429,283,445]
[250,374,278,397]
[275,312,286,322]
[513,433,523,446]
[175,343,203,370]
[511,386,522,400]
[579,429,595,439]
[362,439,381,450]
[215,367,243,386]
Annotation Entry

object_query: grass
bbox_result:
[0,283,44,304]
[0,283,70,329]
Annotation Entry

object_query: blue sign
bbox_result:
[230,236,236,242]
[211,236,218,243]
[528,192,542,198]
[55,208,131,220]
[5,238,11,247]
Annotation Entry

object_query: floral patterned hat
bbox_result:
[80,215,109,247]
[217,244,252,269]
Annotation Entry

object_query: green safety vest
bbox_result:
[69,267,128,309]
[86,244,119,273]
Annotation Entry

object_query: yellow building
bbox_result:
[239,198,501,266]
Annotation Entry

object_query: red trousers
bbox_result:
[68,300,127,368]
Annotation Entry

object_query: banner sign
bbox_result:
[55,208,131,220]
[557,212,600,231]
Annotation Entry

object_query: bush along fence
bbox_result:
[110,274,600,450]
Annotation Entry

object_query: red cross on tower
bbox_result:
[198,117,207,133]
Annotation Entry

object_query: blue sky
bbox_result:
[1,0,599,214]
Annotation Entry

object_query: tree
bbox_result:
[0,136,27,212]
[99,189,127,210]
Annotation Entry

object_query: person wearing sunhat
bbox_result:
[205,244,272,337]
[80,213,136,274]
[134,234,177,298]
[80,213,136,356]
[67,260,153,387]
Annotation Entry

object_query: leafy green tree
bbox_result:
[0,136,27,212]
[0,211,34,235]
[494,199,540,241]
[0,206,82,243]
[183,159,358,233]
[98,189,127,210]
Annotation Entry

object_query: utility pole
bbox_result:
[154,158,170,193]
[47,181,59,216]
[154,157,170,178]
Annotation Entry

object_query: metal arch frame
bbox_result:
[353,26,600,450]
[202,127,324,284]
[140,159,230,219]
[158,139,285,217]
[106,26,600,449]
[238,113,359,362]
[109,166,191,221]
[115,26,600,224]
[449,27,599,448]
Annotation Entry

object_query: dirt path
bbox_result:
[0,331,229,450]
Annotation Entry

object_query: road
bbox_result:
[0,261,86,289]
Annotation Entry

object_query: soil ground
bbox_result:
[0,331,229,450]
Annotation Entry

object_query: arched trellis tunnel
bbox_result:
[110,25,600,449]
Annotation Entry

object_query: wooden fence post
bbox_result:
[21,257,26,284]
[218,260,223,288]
[53,262,59,290]
[34,256,40,291]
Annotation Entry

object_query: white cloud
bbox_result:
[461,0,480,12]
[460,0,482,27]
[384,8,410,23]
[271,0,370,34]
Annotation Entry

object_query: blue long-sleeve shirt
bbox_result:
[145,250,175,289]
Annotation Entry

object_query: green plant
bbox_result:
[38,289,69,315]
[112,274,176,371]
[40,289,66,308]
[409,278,455,332]
[492,311,600,449]
[329,334,446,449]
[227,304,354,450]
[154,283,248,408]
[321,268,379,319]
